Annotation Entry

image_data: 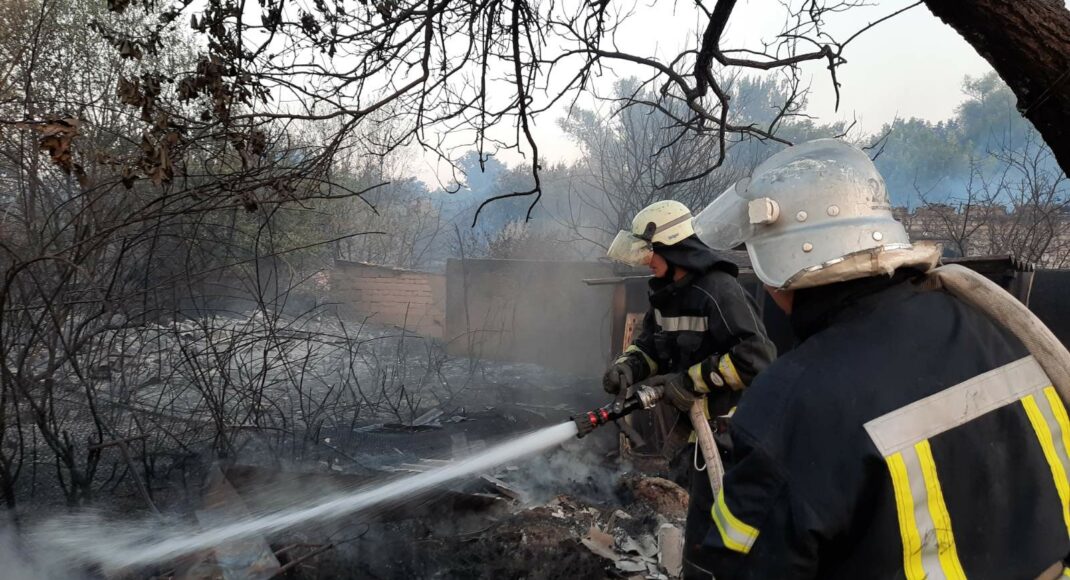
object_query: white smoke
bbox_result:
[31,422,579,574]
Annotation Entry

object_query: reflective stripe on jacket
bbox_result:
[630,268,776,417]
[705,271,1070,579]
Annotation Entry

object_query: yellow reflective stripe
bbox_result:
[718,354,745,391]
[1062,566,1070,578]
[623,345,657,375]
[710,488,759,554]
[1023,391,1070,538]
[887,452,926,580]
[886,442,965,580]
[1044,384,1070,539]
[1044,386,1070,474]
[688,363,710,393]
[711,507,746,554]
[916,440,967,580]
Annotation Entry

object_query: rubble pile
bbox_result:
[337,481,687,580]
[435,472,689,579]
[205,466,689,579]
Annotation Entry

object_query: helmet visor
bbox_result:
[693,182,756,250]
[606,230,653,266]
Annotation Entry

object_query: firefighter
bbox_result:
[603,199,777,578]
[692,138,1070,579]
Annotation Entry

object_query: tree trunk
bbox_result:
[924,0,1070,173]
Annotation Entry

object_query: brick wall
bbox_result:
[331,261,445,338]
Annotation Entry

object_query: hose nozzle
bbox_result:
[571,384,662,438]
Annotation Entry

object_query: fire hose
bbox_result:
[570,264,1070,506]
[924,263,1070,580]
[572,385,725,496]
[923,263,1070,408]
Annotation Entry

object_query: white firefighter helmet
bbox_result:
[606,200,695,266]
[693,139,939,289]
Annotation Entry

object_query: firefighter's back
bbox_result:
[733,274,1070,579]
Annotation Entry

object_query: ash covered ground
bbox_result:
[5,310,688,579]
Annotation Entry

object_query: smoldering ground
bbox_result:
[28,422,578,571]
[0,523,91,580]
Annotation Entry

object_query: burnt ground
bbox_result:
[230,473,687,580]
[155,364,686,579]
[7,315,689,579]
[150,426,685,579]
[202,377,688,579]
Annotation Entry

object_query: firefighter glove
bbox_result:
[646,372,699,412]
[603,358,637,395]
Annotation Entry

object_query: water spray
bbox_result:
[34,385,672,573]
[571,385,662,438]
[36,422,582,572]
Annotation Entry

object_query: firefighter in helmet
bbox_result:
[693,138,1070,578]
[603,199,777,578]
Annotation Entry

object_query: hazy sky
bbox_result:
[790,2,992,126]
[415,0,996,184]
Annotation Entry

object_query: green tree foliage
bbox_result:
[873,118,968,206]
[874,72,1060,208]
[957,73,1034,151]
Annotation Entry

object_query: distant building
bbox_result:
[894,205,1070,268]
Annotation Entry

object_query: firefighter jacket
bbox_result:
[704,270,1070,579]
[625,236,776,417]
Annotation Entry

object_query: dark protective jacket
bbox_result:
[623,236,777,580]
[704,270,1070,579]
[626,237,777,417]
